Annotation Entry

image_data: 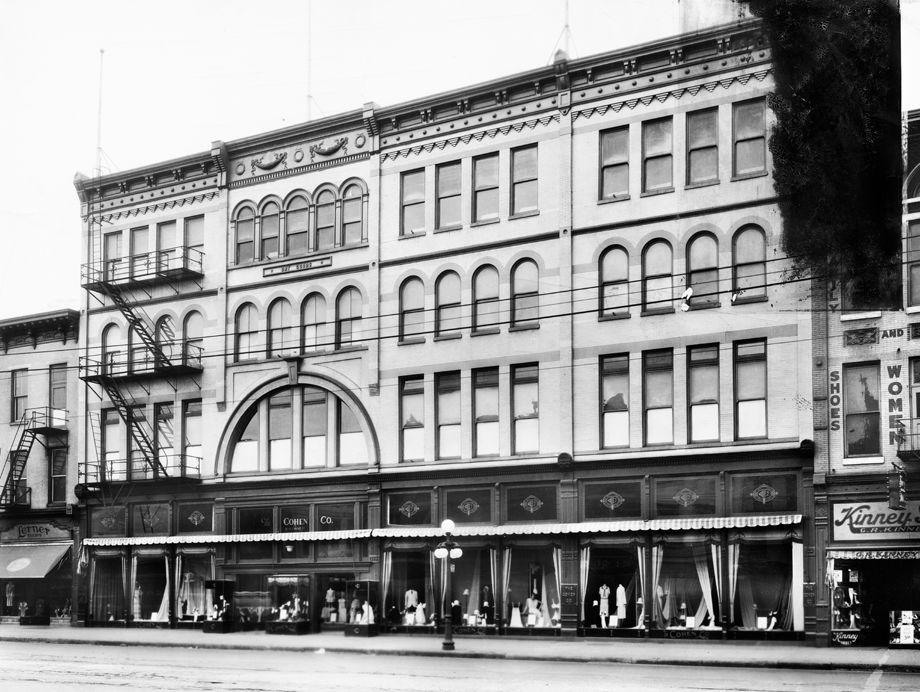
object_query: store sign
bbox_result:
[263,256,332,277]
[279,506,311,531]
[0,523,70,542]
[831,500,920,541]
[561,583,578,607]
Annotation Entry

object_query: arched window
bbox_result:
[285,196,309,256]
[511,259,539,326]
[235,207,255,264]
[302,293,326,352]
[342,185,363,245]
[733,226,766,300]
[435,271,461,335]
[473,265,499,331]
[155,316,177,364]
[400,277,425,340]
[642,240,672,312]
[260,202,280,260]
[229,385,371,472]
[336,287,362,348]
[183,311,203,366]
[599,246,629,317]
[315,191,336,251]
[101,323,123,377]
[234,303,259,361]
[267,298,295,358]
[687,234,719,307]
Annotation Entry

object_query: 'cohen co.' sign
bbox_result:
[831,500,920,542]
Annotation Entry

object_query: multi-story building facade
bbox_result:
[812,108,920,647]
[0,310,80,623]
[70,18,819,640]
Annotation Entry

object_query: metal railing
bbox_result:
[79,343,203,380]
[79,454,201,484]
[82,247,204,287]
[895,418,920,459]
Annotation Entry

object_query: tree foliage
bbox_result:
[742,0,901,305]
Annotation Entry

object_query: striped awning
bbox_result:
[82,529,372,547]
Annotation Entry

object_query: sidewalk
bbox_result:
[1,624,917,672]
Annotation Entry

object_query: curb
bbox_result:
[2,635,918,673]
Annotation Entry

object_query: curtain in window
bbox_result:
[466,550,482,620]
[552,545,562,621]
[130,554,139,620]
[728,542,740,625]
[711,542,723,622]
[502,547,512,625]
[426,550,436,622]
[651,543,664,627]
[490,548,498,623]
[636,544,646,627]
[693,549,713,627]
[579,545,591,622]
[154,555,170,621]
[381,550,392,616]
[439,554,447,617]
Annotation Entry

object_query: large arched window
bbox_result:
[642,240,672,312]
[154,316,177,365]
[101,323,123,376]
[285,196,309,256]
[336,287,362,348]
[267,298,295,358]
[733,226,767,300]
[234,303,260,361]
[511,259,539,326]
[183,311,203,367]
[342,185,363,245]
[687,233,719,307]
[260,202,281,260]
[235,207,255,264]
[302,293,326,352]
[400,277,425,340]
[315,191,336,251]
[229,385,370,472]
[473,265,499,331]
[599,246,629,318]
[435,271,461,335]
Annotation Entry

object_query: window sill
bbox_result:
[905,305,920,314]
[433,333,462,342]
[398,231,426,240]
[509,210,539,221]
[640,187,674,198]
[331,344,369,354]
[471,328,501,337]
[398,337,426,346]
[687,301,720,311]
[841,456,885,466]
[730,171,768,182]
[641,307,675,317]
[735,436,768,444]
[685,179,720,190]
[508,323,540,332]
[598,194,631,205]
[598,313,631,322]
[434,224,463,234]
[471,218,500,228]
[840,311,882,322]
[732,295,768,305]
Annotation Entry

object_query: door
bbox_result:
[103,232,122,281]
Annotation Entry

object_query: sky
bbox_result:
[0,0,917,321]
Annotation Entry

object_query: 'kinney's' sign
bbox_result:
[832,500,920,542]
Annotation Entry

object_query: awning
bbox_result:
[827,549,920,560]
[0,542,71,579]
[82,529,372,547]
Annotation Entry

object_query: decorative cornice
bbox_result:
[380,114,560,162]
[84,190,220,223]
[228,151,372,189]
[572,69,771,121]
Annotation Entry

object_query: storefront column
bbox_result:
[560,536,579,633]
[792,539,805,631]
[719,534,730,632]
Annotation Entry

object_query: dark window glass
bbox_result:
[843,362,880,456]
[655,478,717,516]
[731,474,798,513]
[507,485,558,522]
[444,487,493,524]
[388,492,432,525]
[583,481,642,520]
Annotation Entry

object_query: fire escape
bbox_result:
[0,408,69,510]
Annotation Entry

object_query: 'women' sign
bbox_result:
[832,500,920,541]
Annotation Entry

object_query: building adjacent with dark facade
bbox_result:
[60,17,824,641]
[0,310,80,624]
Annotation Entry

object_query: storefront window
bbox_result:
[382,550,433,626]
[730,542,793,631]
[316,503,355,559]
[132,554,169,622]
[267,575,310,622]
[233,573,270,627]
[581,546,643,629]
[176,552,213,622]
[503,546,562,628]
[319,574,350,624]
[237,507,273,561]
[444,547,497,627]
[651,542,720,630]
[91,556,125,622]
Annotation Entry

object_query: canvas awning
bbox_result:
[82,529,373,547]
[0,542,71,579]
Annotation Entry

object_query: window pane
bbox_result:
[688,148,718,184]
[402,170,425,203]
[514,381,538,419]
[645,275,672,308]
[402,203,425,234]
[602,248,628,281]
[737,361,766,400]
[690,365,718,403]
[303,390,328,436]
[514,418,539,453]
[402,427,425,461]
[475,188,499,222]
[512,146,537,180]
[513,261,538,294]
[602,128,628,164]
[602,165,629,197]
[603,411,629,447]
[736,263,765,293]
[690,236,717,269]
[475,155,498,187]
[438,162,461,196]
[645,369,673,408]
[691,403,719,441]
[687,110,717,148]
[737,400,766,438]
[402,279,424,310]
[439,303,462,332]
[645,242,671,275]
[512,179,538,215]
[476,298,499,328]
[603,283,628,313]
[735,229,765,263]
[910,265,920,306]
[646,408,673,444]
[603,372,629,411]
[438,196,461,228]
[269,392,292,440]
[643,119,672,155]
[845,365,879,414]
[735,101,765,139]
[735,140,765,175]
[475,266,499,298]
[402,392,424,428]
[476,421,499,456]
[644,156,672,190]
[846,412,880,456]
[438,425,461,458]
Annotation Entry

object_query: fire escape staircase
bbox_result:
[0,409,68,510]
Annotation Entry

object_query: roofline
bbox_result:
[0,309,80,330]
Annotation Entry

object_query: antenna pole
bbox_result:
[95,49,104,177]
[307,0,312,121]
[564,0,570,56]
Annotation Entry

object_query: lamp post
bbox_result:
[434,518,462,651]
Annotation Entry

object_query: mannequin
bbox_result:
[133,585,143,620]
[349,596,360,623]
[361,601,374,625]
[450,599,463,624]
[509,598,524,627]
[480,585,494,624]
[616,583,627,621]
[337,592,347,622]
[598,584,611,628]
[404,588,419,609]
[525,591,540,627]
[414,602,427,625]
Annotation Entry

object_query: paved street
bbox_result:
[1,641,919,692]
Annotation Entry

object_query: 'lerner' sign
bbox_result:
[832,500,920,541]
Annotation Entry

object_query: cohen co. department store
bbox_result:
[72,18,818,641]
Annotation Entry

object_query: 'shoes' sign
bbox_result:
[832,500,920,541]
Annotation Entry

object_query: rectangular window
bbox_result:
[401,169,426,235]
[315,198,335,250]
[511,145,538,215]
[182,400,202,472]
[302,388,327,466]
[130,226,150,277]
[338,401,367,464]
[49,448,67,504]
[49,364,67,412]
[400,376,425,461]
[733,98,766,176]
[473,153,499,223]
[843,362,881,456]
[184,215,204,250]
[686,108,718,185]
[103,231,123,280]
[11,369,27,421]
[268,391,292,470]
[599,126,629,199]
[642,117,673,192]
[643,350,673,445]
[909,221,920,307]
[236,214,254,264]
[261,211,280,260]
[512,364,539,454]
[688,344,720,442]
[601,355,629,448]
[156,220,177,272]
[342,193,363,245]
[101,408,123,481]
[129,406,150,480]
[286,204,309,255]
[436,161,461,229]
[473,368,499,457]
[154,402,174,472]
[734,339,767,439]
[436,372,461,459]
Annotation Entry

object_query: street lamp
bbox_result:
[434,518,462,651]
